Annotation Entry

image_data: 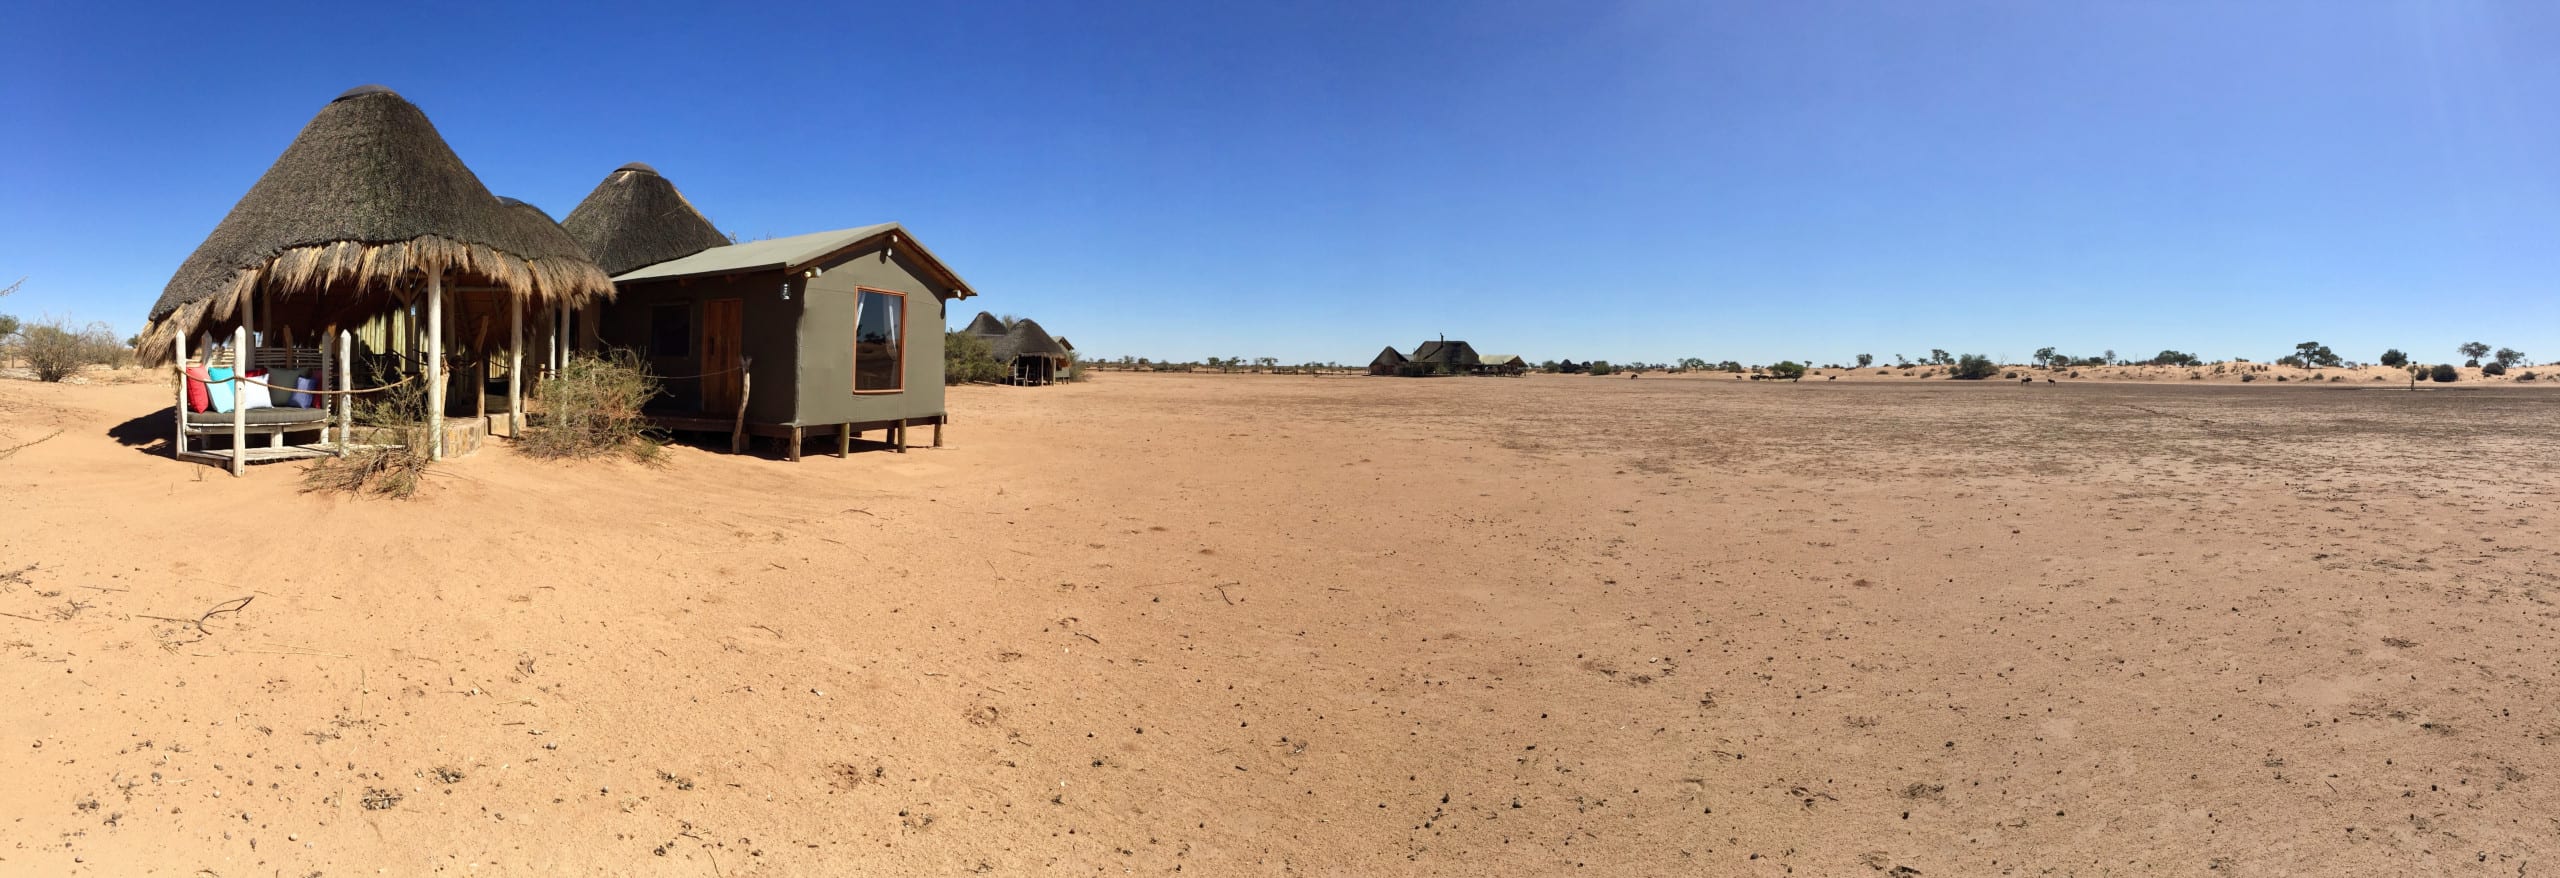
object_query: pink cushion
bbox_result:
[184,366,211,412]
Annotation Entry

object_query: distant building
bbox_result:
[1368,346,1408,376]
[1476,354,1526,376]
[1407,339,1480,375]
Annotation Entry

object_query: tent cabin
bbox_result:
[1475,354,1527,376]
[140,85,615,474]
[993,318,1070,385]
[1368,346,1407,376]
[589,224,977,460]
[1403,339,1480,376]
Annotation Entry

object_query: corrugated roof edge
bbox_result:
[611,222,976,298]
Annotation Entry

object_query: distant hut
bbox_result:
[140,85,615,472]
[994,318,1070,385]
[1475,354,1526,376]
[1368,346,1407,376]
[1406,339,1480,375]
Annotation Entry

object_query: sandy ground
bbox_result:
[3,370,2558,875]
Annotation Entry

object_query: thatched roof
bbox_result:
[994,318,1068,363]
[560,163,731,276]
[962,311,1009,337]
[141,85,614,363]
[1370,346,1406,367]
[1053,336,1073,351]
[1412,340,1479,366]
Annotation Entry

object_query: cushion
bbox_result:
[185,407,328,427]
[237,370,273,411]
[292,375,318,409]
[184,366,212,412]
[206,367,236,413]
[264,367,307,407]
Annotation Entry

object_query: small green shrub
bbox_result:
[1765,361,1807,381]
[944,331,1004,384]
[2430,364,2459,383]
[2240,372,2257,383]
[2518,371,2537,382]
[2482,361,2507,376]
[1948,354,1998,380]
[2378,348,2408,367]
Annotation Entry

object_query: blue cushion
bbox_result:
[206,367,236,413]
[293,375,318,409]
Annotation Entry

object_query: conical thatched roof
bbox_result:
[561,163,731,276]
[1370,346,1406,367]
[141,85,614,363]
[962,311,1009,337]
[994,318,1068,363]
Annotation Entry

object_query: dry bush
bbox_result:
[18,318,126,381]
[302,444,431,499]
[305,379,433,499]
[521,351,663,462]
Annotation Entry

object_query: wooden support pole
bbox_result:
[241,285,257,365]
[317,325,332,445]
[427,270,445,461]
[933,416,943,448]
[731,359,751,455]
[337,330,353,457]
[172,332,188,461]
[837,423,851,458]
[230,325,248,477]
[894,422,907,453]
[787,425,802,463]
[557,301,570,368]
[509,296,525,437]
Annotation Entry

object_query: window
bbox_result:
[853,288,904,392]
[649,302,691,358]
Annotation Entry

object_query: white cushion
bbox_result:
[238,373,274,411]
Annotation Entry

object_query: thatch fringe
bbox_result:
[138,235,612,366]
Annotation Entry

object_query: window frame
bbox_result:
[850,286,907,394]
[648,301,693,359]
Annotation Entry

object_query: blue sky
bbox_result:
[4,1,2556,366]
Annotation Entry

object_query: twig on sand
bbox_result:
[1212,583,1236,605]
[139,596,255,645]
[0,430,63,461]
[0,611,44,623]
[1072,630,1101,645]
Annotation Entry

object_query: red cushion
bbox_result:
[184,366,211,412]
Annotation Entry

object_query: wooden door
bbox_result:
[701,299,743,415]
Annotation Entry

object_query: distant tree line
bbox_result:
[1074,338,2538,384]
